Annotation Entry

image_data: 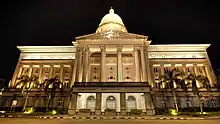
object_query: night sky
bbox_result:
[1,0,220,82]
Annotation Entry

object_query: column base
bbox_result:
[146,109,155,115]
[120,109,126,116]
[68,109,76,115]
[95,109,101,116]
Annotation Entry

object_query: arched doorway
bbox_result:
[86,96,95,111]
[106,96,116,109]
[127,96,136,111]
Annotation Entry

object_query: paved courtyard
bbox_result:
[1,118,220,124]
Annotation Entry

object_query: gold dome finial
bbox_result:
[109,7,114,14]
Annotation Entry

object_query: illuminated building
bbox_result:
[0,8,219,115]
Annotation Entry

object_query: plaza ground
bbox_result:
[1,118,220,124]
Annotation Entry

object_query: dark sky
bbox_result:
[1,0,220,81]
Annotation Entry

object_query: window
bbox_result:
[127,96,136,111]
[86,96,96,111]
[106,96,116,109]
[11,100,17,107]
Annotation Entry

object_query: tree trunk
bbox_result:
[22,91,29,112]
[173,90,179,112]
[196,93,203,114]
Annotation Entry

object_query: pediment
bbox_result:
[75,30,148,40]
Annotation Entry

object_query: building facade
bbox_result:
[0,8,220,115]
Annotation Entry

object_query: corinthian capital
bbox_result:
[117,45,123,52]
[99,45,106,52]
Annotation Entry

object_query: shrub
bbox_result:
[105,108,116,112]
[79,109,91,113]
[130,109,142,115]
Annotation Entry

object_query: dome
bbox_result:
[96,8,127,33]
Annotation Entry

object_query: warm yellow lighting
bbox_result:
[43,65,50,67]
[186,64,193,66]
[33,65,40,67]
[24,107,34,114]
[173,82,177,88]
[54,65,60,67]
[64,65,71,67]
[175,64,182,67]
[164,64,171,67]
[153,64,160,67]
[197,64,204,66]
[23,65,30,68]
[170,109,178,115]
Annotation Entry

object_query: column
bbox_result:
[95,93,102,115]
[144,92,155,115]
[134,45,140,82]
[205,65,214,87]
[38,65,43,83]
[183,65,186,73]
[60,66,64,82]
[144,45,153,85]
[76,47,83,82]
[161,65,164,75]
[28,65,33,78]
[201,66,206,77]
[140,45,147,82]
[68,93,78,115]
[70,47,79,86]
[120,93,126,115]
[100,45,106,82]
[82,46,89,82]
[49,65,53,78]
[194,65,198,76]
[117,45,123,82]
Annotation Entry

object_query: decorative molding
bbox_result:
[17,46,76,53]
[148,44,210,52]
[148,52,207,59]
[20,53,75,60]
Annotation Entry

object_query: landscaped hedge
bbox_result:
[105,108,116,112]
[79,109,91,113]
[130,109,142,115]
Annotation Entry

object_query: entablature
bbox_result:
[148,44,210,52]
[20,53,75,60]
[17,46,76,53]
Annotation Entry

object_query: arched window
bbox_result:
[126,96,136,111]
[106,96,116,109]
[86,96,96,111]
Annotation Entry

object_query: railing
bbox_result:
[73,82,150,87]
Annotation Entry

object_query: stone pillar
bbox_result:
[194,65,198,76]
[68,93,78,115]
[49,65,53,78]
[70,47,79,86]
[117,45,123,82]
[134,45,140,82]
[76,47,83,82]
[205,65,214,87]
[161,65,164,75]
[144,92,155,115]
[120,93,126,115]
[183,65,186,73]
[95,93,102,115]
[83,46,89,82]
[100,45,106,82]
[201,66,206,77]
[28,65,33,77]
[140,45,147,82]
[144,45,153,86]
[38,65,43,83]
[60,66,64,82]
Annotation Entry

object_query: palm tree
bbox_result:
[44,76,63,113]
[16,75,39,111]
[156,69,180,112]
[186,74,211,114]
